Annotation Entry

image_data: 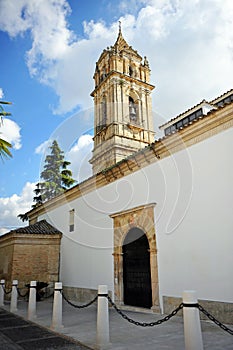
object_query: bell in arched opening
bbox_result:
[129,96,137,122]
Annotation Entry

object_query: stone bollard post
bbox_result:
[183,290,204,350]
[10,280,18,313]
[96,285,110,350]
[28,281,37,320]
[51,282,63,330]
[0,279,5,307]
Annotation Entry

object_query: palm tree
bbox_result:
[0,100,12,160]
[0,137,12,160]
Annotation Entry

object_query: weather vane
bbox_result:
[119,20,121,33]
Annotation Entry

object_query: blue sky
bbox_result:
[0,0,232,233]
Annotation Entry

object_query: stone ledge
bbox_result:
[63,286,98,303]
[163,296,233,324]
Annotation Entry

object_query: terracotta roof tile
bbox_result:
[159,88,233,129]
[209,88,233,104]
[11,220,62,235]
[159,99,212,129]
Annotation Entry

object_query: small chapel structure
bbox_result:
[1,26,233,322]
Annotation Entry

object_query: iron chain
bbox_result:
[42,291,54,299]
[107,297,233,334]
[16,287,29,298]
[107,295,183,327]
[41,287,54,299]
[1,285,12,295]
[3,281,232,336]
[62,291,98,309]
[198,304,233,336]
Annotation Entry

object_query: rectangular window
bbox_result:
[69,209,75,232]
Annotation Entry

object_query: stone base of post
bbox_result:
[51,282,63,330]
[96,285,111,350]
[183,290,204,350]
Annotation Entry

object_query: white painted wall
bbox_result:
[39,126,233,306]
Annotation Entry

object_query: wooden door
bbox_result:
[123,228,152,308]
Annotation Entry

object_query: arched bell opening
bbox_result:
[129,96,138,123]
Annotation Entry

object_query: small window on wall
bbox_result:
[69,209,75,232]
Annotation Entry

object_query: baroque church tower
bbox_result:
[90,24,155,174]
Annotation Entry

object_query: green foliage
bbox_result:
[18,140,76,222]
[0,137,12,160]
[33,140,76,203]
[32,182,43,208]
[17,213,29,222]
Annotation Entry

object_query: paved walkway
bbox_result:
[1,298,233,349]
[0,307,91,350]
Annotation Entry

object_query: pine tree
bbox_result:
[32,182,43,208]
[18,140,75,221]
[35,140,76,202]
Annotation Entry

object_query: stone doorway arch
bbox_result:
[110,203,160,311]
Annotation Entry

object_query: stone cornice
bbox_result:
[27,103,233,223]
[91,70,155,96]
[110,203,156,218]
[0,232,61,246]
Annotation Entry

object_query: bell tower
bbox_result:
[90,24,155,174]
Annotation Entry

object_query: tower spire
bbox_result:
[114,20,129,51]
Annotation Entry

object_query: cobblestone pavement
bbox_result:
[0,308,92,350]
[1,298,233,349]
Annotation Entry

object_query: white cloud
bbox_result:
[0,0,232,120]
[0,182,35,235]
[0,88,3,99]
[66,134,93,183]
[35,139,52,155]
[118,0,147,14]
[0,0,31,37]
[0,0,74,79]
[0,118,22,150]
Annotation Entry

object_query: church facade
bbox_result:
[26,29,233,320]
